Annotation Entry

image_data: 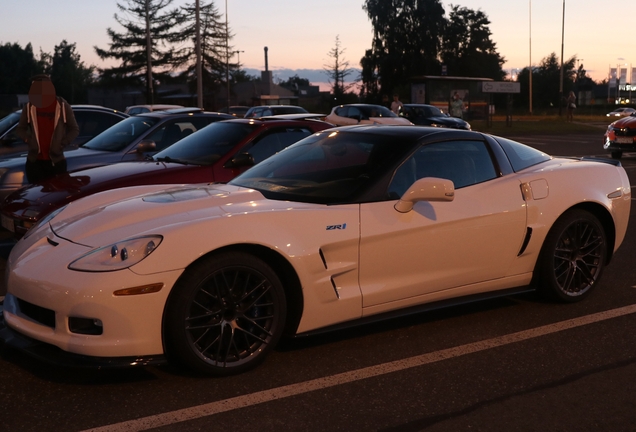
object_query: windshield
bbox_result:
[230,129,412,204]
[0,111,20,136]
[82,115,160,151]
[411,105,444,117]
[153,121,255,165]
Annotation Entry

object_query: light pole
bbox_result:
[225,0,230,109]
[559,0,565,116]
[529,0,533,115]
[195,0,202,108]
[234,50,244,66]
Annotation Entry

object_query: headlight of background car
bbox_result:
[69,235,163,272]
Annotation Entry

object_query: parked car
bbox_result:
[0,125,630,376]
[218,106,250,118]
[0,117,333,237]
[325,104,413,126]
[244,105,308,118]
[603,114,636,159]
[399,104,471,130]
[0,105,129,157]
[0,108,233,201]
[606,107,636,117]
[125,104,183,115]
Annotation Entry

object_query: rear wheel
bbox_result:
[611,150,622,159]
[537,209,607,302]
[536,209,607,302]
[164,252,287,375]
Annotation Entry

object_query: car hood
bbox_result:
[44,184,305,248]
[4,161,196,211]
[611,115,636,128]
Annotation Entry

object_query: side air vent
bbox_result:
[319,248,328,269]
[518,227,533,256]
[330,277,340,299]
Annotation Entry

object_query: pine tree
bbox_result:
[94,0,184,103]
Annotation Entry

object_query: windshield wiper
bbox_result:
[154,156,189,165]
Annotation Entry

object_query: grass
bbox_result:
[470,114,609,136]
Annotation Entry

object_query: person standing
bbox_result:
[566,91,577,122]
[450,92,464,118]
[15,74,79,184]
[390,94,403,114]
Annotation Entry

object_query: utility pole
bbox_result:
[225,0,230,109]
[195,0,203,108]
[558,0,565,116]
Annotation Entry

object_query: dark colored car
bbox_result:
[218,106,250,117]
[399,104,471,130]
[0,105,129,157]
[0,108,233,201]
[603,113,636,159]
[0,117,332,237]
[244,105,308,118]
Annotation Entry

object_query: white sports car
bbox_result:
[0,125,631,375]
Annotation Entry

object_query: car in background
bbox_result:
[125,104,183,115]
[325,104,413,126]
[0,108,233,200]
[244,105,308,118]
[218,106,250,117]
[399,104,471,130]
[0,105,129,157]
[0,125,630,376]
[0,116,332,237]
[603,114,636,159]
[606,107,636,117]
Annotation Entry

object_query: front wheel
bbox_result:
[164,251,287,376]
[536,209,607,302]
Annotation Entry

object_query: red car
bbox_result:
[603,113,636,159]
[0,117,333,237]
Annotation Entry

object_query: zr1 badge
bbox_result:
[326,223,347,230]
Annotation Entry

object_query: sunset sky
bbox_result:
[1,0,626,87]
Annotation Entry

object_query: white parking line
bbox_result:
[83,304,636,432]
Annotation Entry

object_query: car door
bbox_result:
[359,139,528,310]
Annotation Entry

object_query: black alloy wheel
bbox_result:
[537,209,607,302]
[165,251,287,375]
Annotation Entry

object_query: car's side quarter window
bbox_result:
[388,140,497,198]
[248,128,313,163]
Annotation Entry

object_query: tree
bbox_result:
[323,35,356,102]
[95,0,184,103]
[43,41,95,104]
[515,52,577,109]
[0,42,44,94]
[174,0,230,103]
[361,0,446,101]
[439,6,505,80]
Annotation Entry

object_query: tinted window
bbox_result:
[359,105,397,118]
[0,112,20,136]
[389,140,497,197]
[74,111,123,139]
[83,115,160,151]
[154,121,255,165]
[246,128,313,163]
[145,118,213,151]
[231,130,413,204]
[494,136,551,172]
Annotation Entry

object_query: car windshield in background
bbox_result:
[82,115,160,152]
[230,129,411,204]
[410,106,444,117]
[153,121,255,165]
[494,136,551,171]
[0,111,20,136]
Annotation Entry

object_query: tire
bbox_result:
[536,209,607,302]
[164,251,287,376]
[611,151,622,159]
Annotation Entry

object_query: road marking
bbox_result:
[83,304,636,432]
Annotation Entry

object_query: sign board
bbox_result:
[482,82,520,93]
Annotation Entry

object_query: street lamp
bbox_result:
[529,0,533,115]
[225,0,230,109]
[559,0,565,116]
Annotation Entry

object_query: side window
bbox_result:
[147,120,200,151]
[74,111,122,139]
[248,128,313,163]
[388,140,497,198]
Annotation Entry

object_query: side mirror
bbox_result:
[135,140,157,154]
[224,152,255,169]
[394,177,454,213]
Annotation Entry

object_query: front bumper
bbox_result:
[0,301,167,368]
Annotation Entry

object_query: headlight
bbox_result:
[69,235,163,272]
[22,206,67,240]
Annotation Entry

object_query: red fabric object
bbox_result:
[36,100,57,160]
